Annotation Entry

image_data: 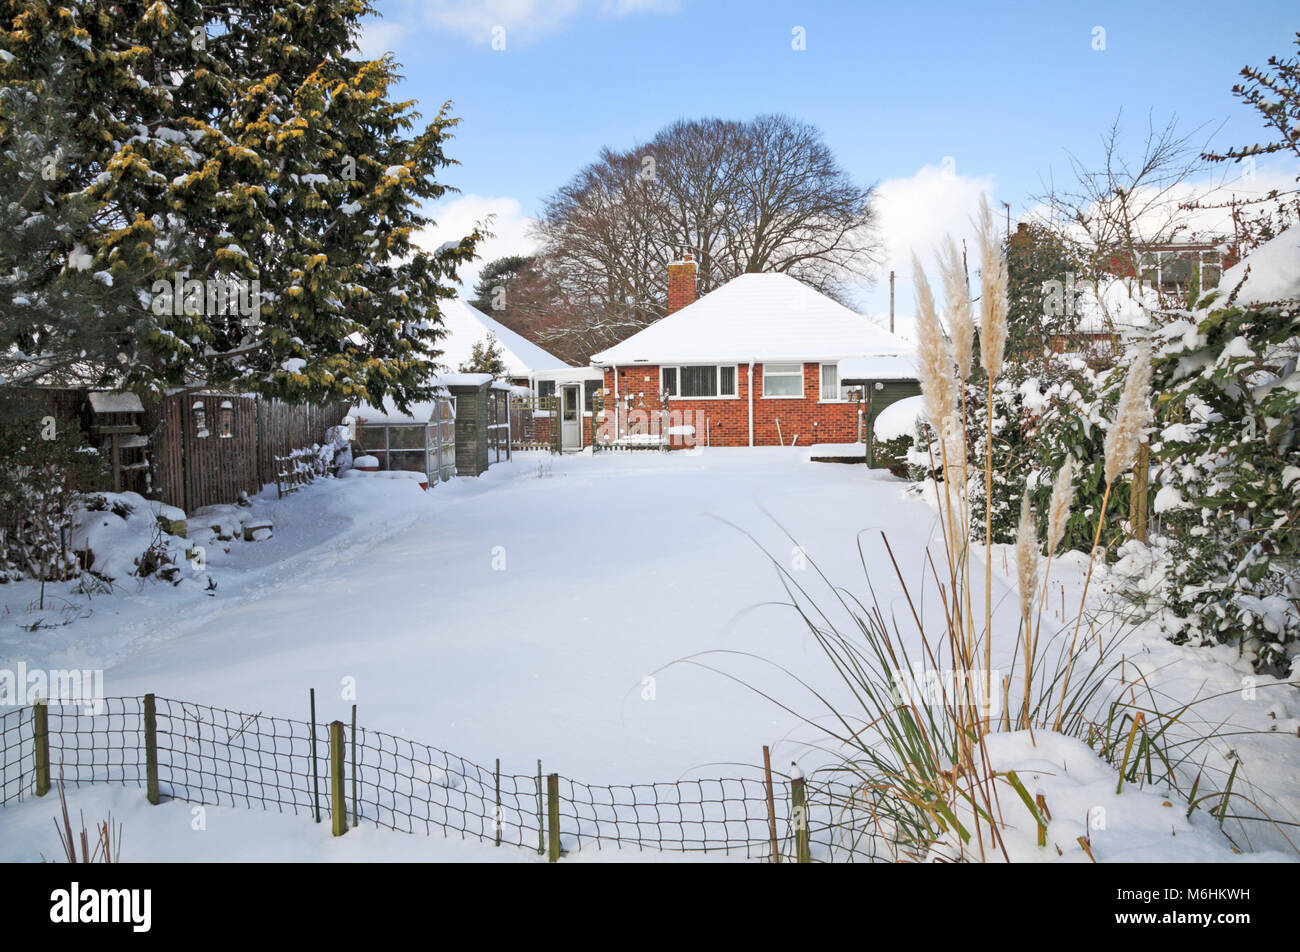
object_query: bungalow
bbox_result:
[588,255,916,448]
[436,298,572,388]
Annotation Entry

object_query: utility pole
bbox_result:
[1002,201,1011,238]
[889,270,895,333]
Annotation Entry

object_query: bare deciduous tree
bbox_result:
[1030,112,1213,329]
[531,115,881,361]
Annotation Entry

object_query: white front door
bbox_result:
[561,385,582,450]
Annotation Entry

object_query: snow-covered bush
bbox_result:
[966,353,1137,553]
[1148,229,1300,673]
[0,399,105,582]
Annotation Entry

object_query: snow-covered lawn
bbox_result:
[1,448,1296,861]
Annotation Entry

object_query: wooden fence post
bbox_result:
[33,700,50,797]
[144,693,160,805]
[791,772,810,864]
[329,720,347,837]
[762,746,780,863]
[546,772,561,863]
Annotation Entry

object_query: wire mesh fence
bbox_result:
[0,695,881,861]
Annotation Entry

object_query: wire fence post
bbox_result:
[310,688,320,823]
[762,745,779,863]
[546,772,561,863]
[536,760,544,855]
[791,773,810,864]
[350,703,358,828]
[329,720,347,837]
[144,693,160,805]
[33,699,49,797]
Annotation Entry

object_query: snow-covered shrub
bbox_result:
[872,395,926,478]
[966,353,1137,553]
[1148,230,1300,673]
[0,398,105,582]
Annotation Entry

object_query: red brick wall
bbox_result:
[601,363,860,447]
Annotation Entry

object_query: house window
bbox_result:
[661,365,737,398]
[537,380,555,400]
[584,381,602,412]
[819,363,845,401]
[662,367,677,396]
[763,363,804,397]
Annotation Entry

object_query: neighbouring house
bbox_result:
[586,255,916,448]
[436,298,572,388]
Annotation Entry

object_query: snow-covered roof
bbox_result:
[590,273,913,365]
[838,354,918,381]
[435,372,494,388]
[436,298,570,376]
[1214,227,1300,307]
[350,401,443,426]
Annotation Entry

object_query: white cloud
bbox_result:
[356,19,408,59]
[856,163,999,321]
[415,194,540,293]
[393,0,680,46]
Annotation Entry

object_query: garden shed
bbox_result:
[837,355,922,467]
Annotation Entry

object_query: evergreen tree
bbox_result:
[458,335,507,378]
[1005,222,1088,364]
[470,255,532,314]
[0,0,479,409]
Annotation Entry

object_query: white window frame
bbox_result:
[661,364,738,400]
[818,363,851,403]
[762,362,805,399]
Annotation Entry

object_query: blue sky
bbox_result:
[359,0,1299,316]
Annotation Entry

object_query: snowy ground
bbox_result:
[1,448,1296,861]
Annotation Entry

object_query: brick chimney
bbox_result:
[666,253,697,315]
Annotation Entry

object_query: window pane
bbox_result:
[681,366,717,397]
[719,366,736,396]
[389,450,425,473]
[820,364,838,400]
[387,425,426,450]
[356,426,386,452]
[537,380,555,399]
[662,367,677,396]
[763,363,803,397]
[585,382,601,411]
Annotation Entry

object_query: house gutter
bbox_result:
[747,361,754,447]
